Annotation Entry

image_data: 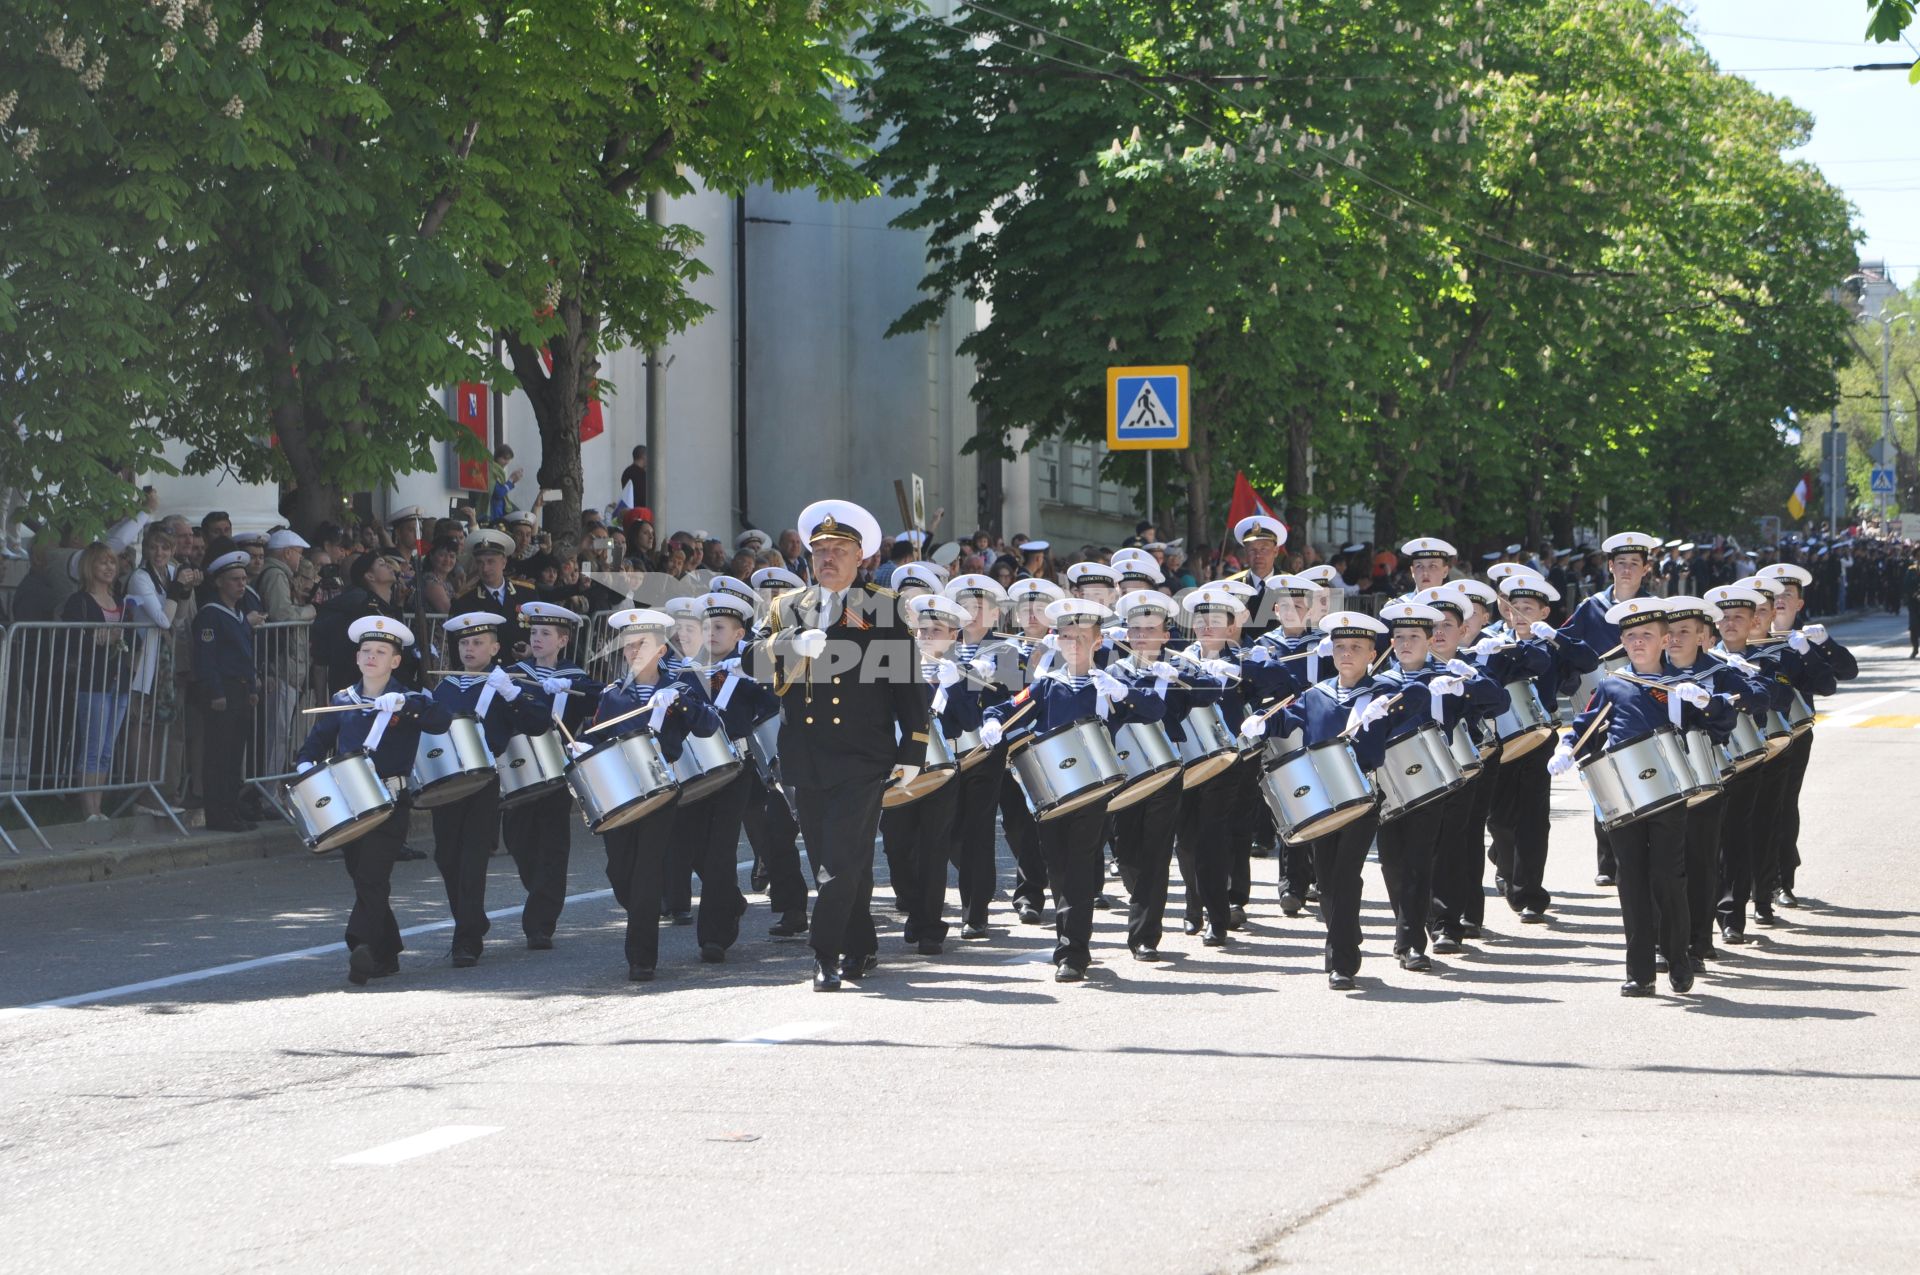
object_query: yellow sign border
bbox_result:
[1106,365,1190,451]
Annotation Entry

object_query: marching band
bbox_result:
[288,502,1861,997]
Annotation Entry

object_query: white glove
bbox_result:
[1239,714,1266,739]
[934,659,962,688]
[1529,621,1558,642]
[373,692,407,713]
[650,685,681,713]
[1469,637,1505,658]
[793,628,828,659]
[1149,660,1180,682]
[1428,675,1464,698]
[1445,658,1476,678]
[1674,681,1710,708]
[1040,633,1059,651]
[1547,741,1576,776]
[1202,658,1237,680]
[1358,696,1395,727]
[1090,669,1128,702]
[890,763,921,788]
[566,741,591,758]
[1723,653,1758,674]
[1315,636,1334,657]
[296,760,317,775]
[1787,631,1809,655]
[979,719,1004,748]
[969,654,997,679]
[540,675,572,696]
[1244,645,1273,665]
[485,666,520,699]
[715,657,743,675]
[1803,623,1829,645]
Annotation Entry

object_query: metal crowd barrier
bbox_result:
[0,620,189,852]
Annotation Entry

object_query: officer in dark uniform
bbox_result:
[451,530,537,659]
[193,550,260,832]
[1227,515,1288,638]
[754,499,929,991]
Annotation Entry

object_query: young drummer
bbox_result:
[742,573,811,939]
[944,573,1013,938]
[1551,599,1736,997]
[979,599,1165,983]
[504,602,604,950]
[295,616,454,986]
[994,577,1065,924]
[1174,587,1257,944]
[428,612,554,967]
[1246,574,1330,917]
[586,607,723,981]
[1704,583,1793,942]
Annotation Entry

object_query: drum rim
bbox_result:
[1032,716,1110,745]
[301,801,396,851]
[584,786,679,831]
[287,748,379,793]
[1028,771,1125,817]
[1282,795,1377,842]
[1596,790,1687,829]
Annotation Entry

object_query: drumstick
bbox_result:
[1339,691,1404,739]
[1104,638,1200,690]
[585,701,654,736]
[1368,649,1392,674]
[301,703,375,715]
[1251,692,1300,725]
[1570,701,1612,754]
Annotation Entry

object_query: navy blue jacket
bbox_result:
[982,665,1167,743]
[297,681,454,779]
[430,672,554,751]
[591,665,721,762]
[1375,656,1508,745]
[193,602,257,699]
[705,642,784,740]
[1273,677,1405,772]
[1566,671,1732,760]
[510,659,606,736]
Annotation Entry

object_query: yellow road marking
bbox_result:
[1849,714,1920,729]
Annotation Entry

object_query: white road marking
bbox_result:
[334,1125,501,1165]
[0,888,616,1020]
[1000,949,1055,964]
[1814,681,1920,726]
[725,1020,835,1047]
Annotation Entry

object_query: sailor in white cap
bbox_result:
[751,564,806,602]
[500,602,603,951]
[763,499,929,991]
[1298,564,1343,625]
[451,532,536,656]
[1172,587,1260,936]
[988,576,1067,924]
[295,616,454,986]
[1703,582,1786,940]
[1016,540,1054,580]
[504,510,539,562]
[979,598,1164,982]
[427,612,554,966]
[193,550,263,833]
[258,528,315,623]
[890,562,947,600]
[1240,572,1332,910]
[1416,586,1506,951]
[942,573,1013,937]
[584,606,726,980]
[1399,537,1458,595]
[1228,515,1288,636]
[1064,560,1122,609]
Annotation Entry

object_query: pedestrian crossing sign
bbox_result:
[1107,365,1189,451]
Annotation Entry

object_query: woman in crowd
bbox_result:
[417,537,461,615]
[60,542,135,822]
[124,523,194,814]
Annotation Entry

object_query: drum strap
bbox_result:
[365,707,396,752]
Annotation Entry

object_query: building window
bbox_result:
[1036,438,1128,515]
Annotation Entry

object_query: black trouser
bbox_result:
[1682,792,1724,958]
[795,771,888,964]
[1176,761,1242,934]
[1766,731,1813,894]
[1426,779,1479,941]
[1038,800,1110,972]
[1461,752,1499,927]
[430,778,499,958]
[1489,745,1552,913]
[952,754,1005,927]
[663,821,696,916]
[1112,780,1184,951]
[1311,809,1380,978]
[742,771,809,920]
[341,789,414,964]
[1377,801,1443,956]
[1593,818,1616,881]
[501,786,573,940]
[1746,754,1788,920]
[1000,764,1048,912]
[200,693,250,825]
[1715,767,1764,936]
[879,777,957,944]
[603,802,677,970]
[670,770,751,952]
[1611,807,1691,985]
[1228,756,1263,907]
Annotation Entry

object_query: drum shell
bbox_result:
[1578,728,1691,830]
[1723,712,1769,772]
[1561,653,1629,728]
[410,715,497,809]
[1679,728,1726,806]
[1495,680,1555,760]
[882,725,958,808]
[286,751,395,853]
[1784,689,1815,736]
[671,729,745,805]
[1443,720,1485,780]
[1376,723,1468,822]
[1176,703,1240,788]
[745,714,782,785]
[1258,738,1376,845]
[567,731,680,832]
[1107,719,1184,810]
[1008,718,1127,821]
[497,731,571,807]
[948,727,994,772]
[1761,710,1793,760]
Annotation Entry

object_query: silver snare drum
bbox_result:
[745,714,782,786]
[1679,728,1726,806]
[1376,724,1468,822]
[1176,703,1241,789]
[1761,709,1793,760]
[1258,738,1376,844]
[1784,689,1815,736]
[567,730,680,832]
[1495,680,1555,760]
[883,725,958,808]
[1723,712,1769,772]
[672,730,744,805]
[1008,718,1127,821]
[950,727,992,772]
[286,751,396,853]
[1578,728,1692,830]
[1107,720,1183,811]
[497,731,570,807]
[1445,721,1485,780]
[410,715,497,809]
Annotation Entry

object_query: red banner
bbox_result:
[537,347,606,443]
[454,382,490,491]
[1225,471,1282,538]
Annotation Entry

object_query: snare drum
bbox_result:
[883,725,959,808]
[1783,689,1815,736]
[1443,720,1485,780]
[1760,709,1793,760]
[1107,720,1184,810]
[1375,724,1468,822]
[671,730,744,804]
[1562,653,1629,728]
[950,727,993,772]
[1008,718,1127,821]
[1578,728,1692,830]
[1494,680,1555,760]
[1723,712,1769,772]
[744,714,782,786]
[497,731,570,807]
[566,730,680,832]
[1679,728,1726,806]
[410,715,497,809]
[1176,703,1241,788]
[286,751,396,853]
[1258,738,1376,844]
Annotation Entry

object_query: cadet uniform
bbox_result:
[192,550,260,833]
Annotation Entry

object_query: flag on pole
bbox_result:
[1224,470,1282,536]
[1787,472,1810,520]
[617,479,636,512]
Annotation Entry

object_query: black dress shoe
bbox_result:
[1775,888,1799,908]
[961,922,989,940]
[1228,905,1248,930]
[1670,971,1695,995]
[1279,893,1303,916]
[812,958,842,991]
[628,965,656,982]
[527,934,554,951]
[1461,923,1483,939]
[1619,980,1655,998]
[1092,893,1115,910]
[347,944,378,986]
[1398,951,1433,973]
[1654,955,1670,974]
[1755,910,1782,926]
[1305,884,1322,902]
[769,913,809,938]
[1201,928,1227,948]
[1018,905,1043,925]
[450,951,479,969]
[749,867,770,893]
[1594,874,1615,887]
[840,954,877,981]
[1519,908,1548,925]
[1721,928,1748,945]
[699,943,726,964]
[1132,947,1161,962]
[1689,954,1708,974]
[916,939,944,956]
[671,910,694,926]
[1054,962,1085,983]
[1183,917,1203,936]
[1431,935,1463,954]
[1328,972,1355,991]
[395,844,427,862]
[1493,876,1508,896]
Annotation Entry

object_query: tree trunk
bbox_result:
[273,405,344,536]
[503,297,598,542]
[1285,408,1313,538]
[1179,441,1213,552]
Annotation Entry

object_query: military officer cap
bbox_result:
[519,600,583,628]
[661,596,703,619]
[1601,531,1660,557]
[945,573,1009,604]
[388,505,422,524]
[1064,562,1121,586]
[1184,587,1248,620]
[1044,598,1113,628]
[1017,540,1050,553]
[736,529,773,554]
[751,565,805,593]
[1378,600,1444,631]
[1661,595,1720,625]
[1007,577,1065,604]
[1263,572,1322,597]
[1452,579,1497,608]
[608,607,673,636]
[892,563,946,596]
[1298,565,1342,589]
[207,550,251,577]
[504,512,537,530]
[1319,610,1389,639]
[798,499,883,557]
[1415,586,1469,618]
[1498,572,1560,603]
[1705,584,1765,611]
[906,594,969,629]
[1234,515,1288,546]
[708,575,759,607]
[1758,562,1813,588]
[1116,590,1179,624]
[469,529,513,558]
[267,529,309,551]
[1605,597,1667,630]
[698,593,756,625]
[1400,536,1457,561]
[349,615,414,649]
[444,611,507,638]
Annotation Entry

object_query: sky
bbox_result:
[1688,0,1920,289]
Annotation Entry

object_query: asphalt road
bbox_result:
[3,612,1917,1273]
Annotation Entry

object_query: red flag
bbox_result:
[1225,471,1282,539]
